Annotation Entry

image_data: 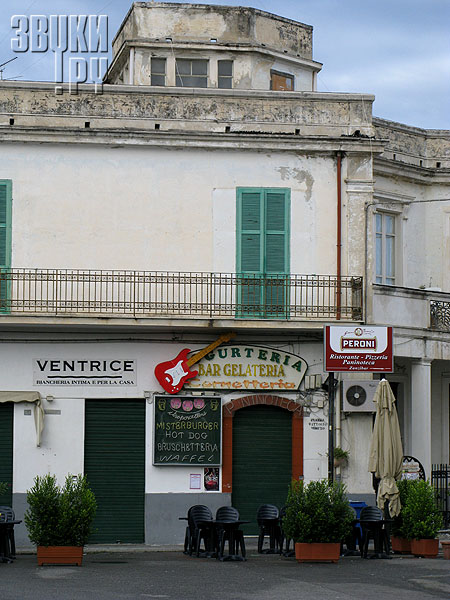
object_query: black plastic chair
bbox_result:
[0,506,16,560]
[279,506,294,556]
[215,506,245,559]
[187,505,214,557]
[257,504,281,554]
[359,506,388,558]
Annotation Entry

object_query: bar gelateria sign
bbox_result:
[185,345,307,391]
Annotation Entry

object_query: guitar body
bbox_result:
[154,348,198,394]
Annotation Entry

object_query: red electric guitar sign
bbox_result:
[154,333,235,394]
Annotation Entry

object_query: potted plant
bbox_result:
[25,473,97,566]
[401,479,442,558]
[282,479,354,563]
[333,447,349,468]
[390,479,413,554]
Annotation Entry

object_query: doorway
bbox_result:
[231,404,292,534]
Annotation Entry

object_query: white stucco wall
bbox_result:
[2,339,336,495]
[4,144,349,277]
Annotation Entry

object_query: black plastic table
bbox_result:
[359,519,392,559]
[215,520,249,561]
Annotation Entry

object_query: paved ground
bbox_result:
[2,543,450,600]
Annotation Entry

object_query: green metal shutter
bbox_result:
[84,399,145,543]
[0,403,13,506]
[0,181,12,313]
[231,405,292,534]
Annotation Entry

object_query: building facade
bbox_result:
[0,2,449,546]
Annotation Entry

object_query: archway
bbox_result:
[222,395,303,532]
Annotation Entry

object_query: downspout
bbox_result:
[336,151,343,320]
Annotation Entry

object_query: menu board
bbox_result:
[153,396,221,466]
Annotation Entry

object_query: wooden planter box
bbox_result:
[295,542,340,563]
[410,538,439,558]
[391,536,412,554]
[37,546,84,566]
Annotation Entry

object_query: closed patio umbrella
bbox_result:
[368,379,404,518]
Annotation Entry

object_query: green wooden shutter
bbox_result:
[0,181,12,313]
[0,403,13,506]
[236,188,289,317]
[231,405,292,534]
[264,190,290,316]
[84,399,145,543]
[237,190,264,315]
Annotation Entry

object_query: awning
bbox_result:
[0,391,44,447]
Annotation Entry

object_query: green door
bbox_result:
[0,403,13,506]
[84,399,145,543]
[231,405,292,534]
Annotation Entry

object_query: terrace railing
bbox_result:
[430,300,450,331]
[431,464,450,528]
[0,269,363,321]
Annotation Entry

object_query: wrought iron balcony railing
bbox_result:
[430,300,450,331]
[0,269,363,321]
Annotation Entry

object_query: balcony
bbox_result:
[372,284,450,333]
[0,269,363,323]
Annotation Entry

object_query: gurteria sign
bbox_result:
[185,345,307,391]
[324,325,393,372]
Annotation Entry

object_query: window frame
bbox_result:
[218,60,233,89]
[150,57,167,87]
[175,58,208,88]
[374,210,398,286]
[270,69,294,91]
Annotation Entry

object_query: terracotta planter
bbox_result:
[410,538,439,558]
[295,542,340,563]
[441,540,450,559]
[37,546,84,566]
[391,536,412,554]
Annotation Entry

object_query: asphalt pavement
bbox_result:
[1,543,450,600]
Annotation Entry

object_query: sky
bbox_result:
[0,0,449,129]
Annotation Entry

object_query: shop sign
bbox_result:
[153,396,221,466]
[324,325,393,372]
[33,358,137,386]
[184,345,307,391]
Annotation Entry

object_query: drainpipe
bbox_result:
[336,152,343,320]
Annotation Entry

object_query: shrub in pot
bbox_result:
[25,473,97,566]
[401,479,442,558]
[333,447,349,468]
[390,479,414,554]
[282,479,354,563]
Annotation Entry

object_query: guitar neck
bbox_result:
[187,334,235,367]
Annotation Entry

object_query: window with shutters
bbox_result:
[236,188,290,318]
[0,180,12,313]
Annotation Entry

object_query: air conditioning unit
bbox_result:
[342,380,378,412]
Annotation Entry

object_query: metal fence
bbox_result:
[0,269,363,321]
[431,464,450,528]
[430,301,450,331]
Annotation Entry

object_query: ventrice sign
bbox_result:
[185,345,307,391]
[33,358,137,385]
